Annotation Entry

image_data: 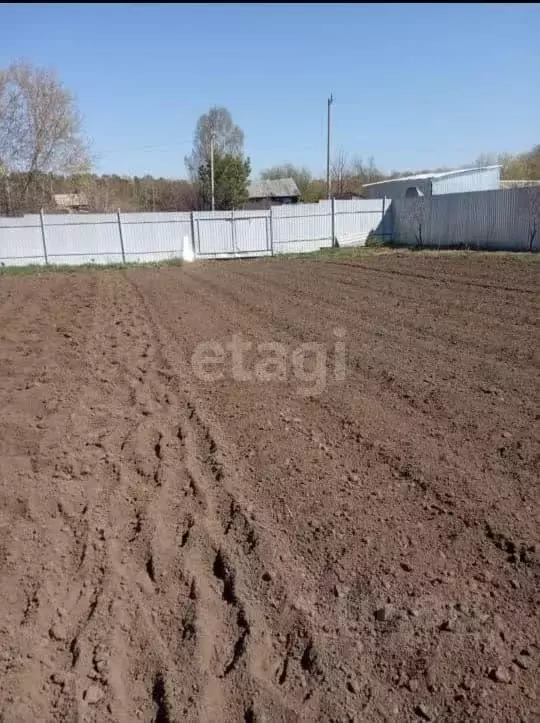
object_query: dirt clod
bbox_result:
[49,623,68,641]
[84,685,104,704]
[440,618,457,632]
[374,605,393,622]
[490,666,512,684]
[513,657,529,670]
[415,703,433,720]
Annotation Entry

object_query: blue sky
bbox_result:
[1,3,538,179]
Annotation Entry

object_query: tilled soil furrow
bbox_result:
[0,255,538,722]
[146,266,537,550]
[126,270,393,720]
[210,259,539,373]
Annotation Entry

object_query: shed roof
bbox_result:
[53,193,89,207]
[248,178,300,199]
[363,165,501,188]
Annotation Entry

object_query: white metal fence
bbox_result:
[0,199,389,266]
[391,187,540,252]
[0,188,537,266]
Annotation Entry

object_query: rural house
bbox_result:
[53,193,90,213]
[245,178,301,209]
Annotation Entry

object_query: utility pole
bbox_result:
[210,132,216,211]
[326,93,334,200]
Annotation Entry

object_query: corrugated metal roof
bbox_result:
[248,178,300,199]
[363,165,502,188]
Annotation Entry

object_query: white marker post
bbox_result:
[183,235,194,263]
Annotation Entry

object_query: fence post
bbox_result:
[117,209,126,264]
[231,208,236,255]
[265,213,270,253]
[331,197,336,248]
[39,208,49,265]
[269,207,275,256]
[190,211,196,259]
[382,196,386,242]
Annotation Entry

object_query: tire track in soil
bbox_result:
[60,274,190,723]
[122,271,359,722]
[13,270,309,722]
[143,281,319,720]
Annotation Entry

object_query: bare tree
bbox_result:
[0,62,90,214]
[184,106,244,181]
[474,152,498,168]
[350,155,384,187]
[331,148,351,197]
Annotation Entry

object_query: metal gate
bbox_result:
[193,210,273,259]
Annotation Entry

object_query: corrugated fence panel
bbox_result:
[392,187,537,251]
[0,215,45,265]
[232,212,271,255]
[334,199,385,246]
[194,212,234,257]
[272,202,332,254]
[121,212,191,262]
[44,213,123,265]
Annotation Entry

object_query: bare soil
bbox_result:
[0,252,538,722]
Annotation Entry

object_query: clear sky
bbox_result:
[1,3,538,179]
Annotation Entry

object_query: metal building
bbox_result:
[363,165,501,200]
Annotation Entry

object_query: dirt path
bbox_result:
[0,253,538,722]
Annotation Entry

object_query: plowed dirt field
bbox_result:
[0,251,538,722]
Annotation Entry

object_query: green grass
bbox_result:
[1,245,537,276]
[275,243,393,261]
[274,242,540,263]
[0,257,184,277]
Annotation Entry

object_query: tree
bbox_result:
[331,148,352,197]
[198,150,250,210]
[524,144,540,180]
[185,106,244,181]
[475,145,540,181]
[0,62,91,214]
[474,153,498,168]
[348,156,385,192]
